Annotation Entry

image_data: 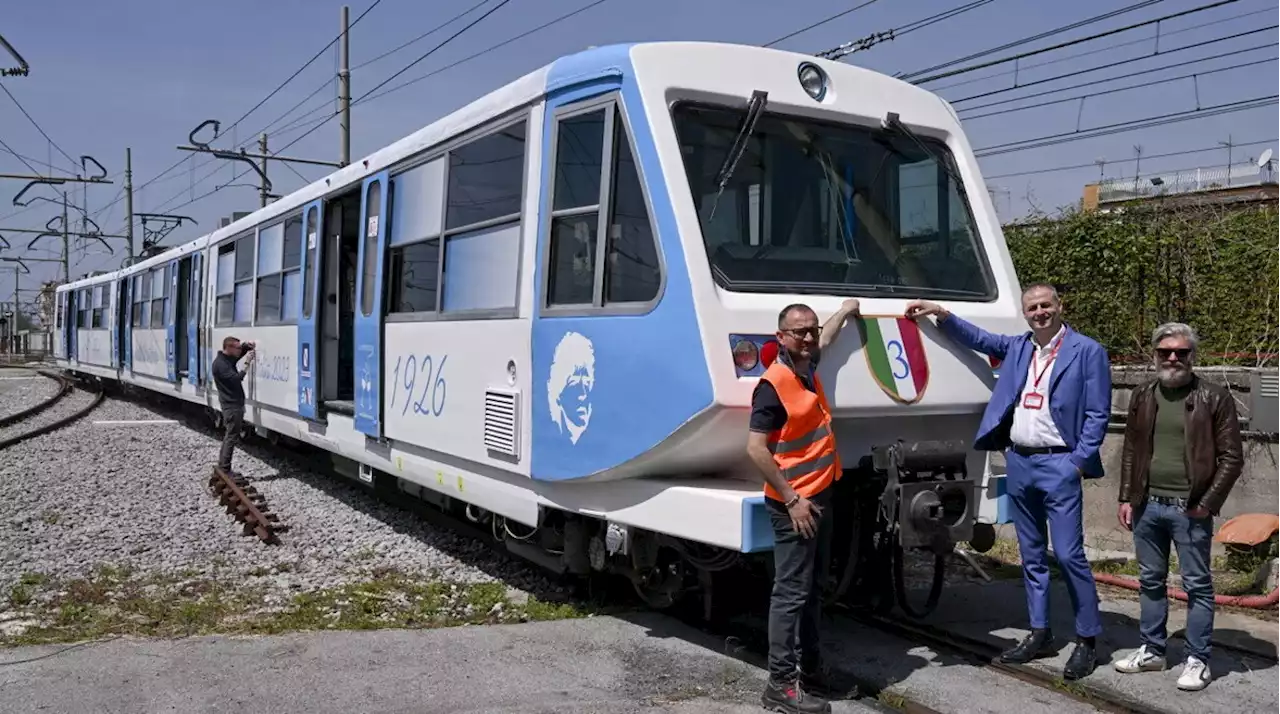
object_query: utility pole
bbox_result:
[61,191,69,283]
[124,147,135,261]
[259,133,270,208]
[339,5,351,167]
[177,120,341,207]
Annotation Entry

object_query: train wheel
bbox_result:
[206,407,223,430]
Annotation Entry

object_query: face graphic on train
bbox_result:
[547,331,595,445]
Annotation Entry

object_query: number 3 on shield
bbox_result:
[887,339,910,380]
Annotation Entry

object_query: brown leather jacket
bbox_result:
[1119,374,1243,515]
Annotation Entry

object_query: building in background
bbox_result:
[1081,158,1277,212]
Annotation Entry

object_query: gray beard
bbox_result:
[1157,366,1192,388]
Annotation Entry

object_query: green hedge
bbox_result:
[1003,202,1278,365]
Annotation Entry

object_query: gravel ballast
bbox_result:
[0,393,577,642]
[0,369,62,424]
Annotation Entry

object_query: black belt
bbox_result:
[1009,444,1070,456]
[1147,494,1191,507]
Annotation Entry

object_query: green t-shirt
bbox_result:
[1148,382,1193,498]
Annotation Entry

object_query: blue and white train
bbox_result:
[54,42,1023,611]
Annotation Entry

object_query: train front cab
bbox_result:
[637,44,1026,607]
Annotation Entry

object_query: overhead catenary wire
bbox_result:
[981,137,1277,179]
[89,0,384,221]
[972,94,1277,157]
[816,0,997,60]
[943,25,1277,105]
[930,3,1275,92]
[897,0,1175,80]
[958,54,1277,120]
[163,0,518,216]
[909,0,1239,84]
[0,83,77,172]
[763,0,885,48]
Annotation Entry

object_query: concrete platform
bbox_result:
[0,613,881,714]
[906,578,1279,714]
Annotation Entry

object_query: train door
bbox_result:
[187,252,202,388]
[352,172,391,438]
[175,256,191,384]
[68,289,78,362]
[165,259,180,383]
[297,199,323,418]
[310,189,361,419]
[110,279,121,368]
[120,277,132,370]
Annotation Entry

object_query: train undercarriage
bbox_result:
[399,439,999,621]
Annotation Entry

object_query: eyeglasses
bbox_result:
[782,326,822,340]
[1155,348,1192,360]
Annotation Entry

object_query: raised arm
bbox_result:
[903,299,1016,360]
[819,299,861,351]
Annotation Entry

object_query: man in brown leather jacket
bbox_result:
[1112,322,1242,692]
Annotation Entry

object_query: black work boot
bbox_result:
[1063,639,1097,680]
[999,628,1055,664]
[762,678,831,714]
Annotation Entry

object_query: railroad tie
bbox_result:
[209,466,288,545]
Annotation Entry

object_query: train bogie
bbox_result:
[53,41,1021,616]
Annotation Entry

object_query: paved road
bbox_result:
[0,613,880,714]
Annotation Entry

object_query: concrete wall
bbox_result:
[991,366,1278,558]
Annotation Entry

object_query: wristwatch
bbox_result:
[784,494,800,508]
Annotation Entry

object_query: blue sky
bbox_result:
[1,0,1276,299]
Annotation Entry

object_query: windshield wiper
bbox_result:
[707,90,768,220]
[882,112,971,202]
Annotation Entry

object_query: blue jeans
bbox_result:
[1133,498,1215,661]
[766,487,833,682]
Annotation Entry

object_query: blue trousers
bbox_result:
[1133,499,1214,661]
[1006,450,1103,638]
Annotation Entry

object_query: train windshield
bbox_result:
[671,102,996,300]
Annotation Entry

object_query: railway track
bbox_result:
[208,466,289,544]
[111,391,1268,714]
[0,370,104,451]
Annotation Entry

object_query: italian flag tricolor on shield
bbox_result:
[855,315,930,404]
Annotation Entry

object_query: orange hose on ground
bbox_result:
[1092,571,1279,608]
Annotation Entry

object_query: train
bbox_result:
[53,41,1024,616]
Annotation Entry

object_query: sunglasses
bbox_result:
[782,327,822,340]
[1156,348,1192,360]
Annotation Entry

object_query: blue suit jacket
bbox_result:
[938,314,1112,479]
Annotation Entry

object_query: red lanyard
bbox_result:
[1030,339,1062,390]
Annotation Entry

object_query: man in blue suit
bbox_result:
[906,284,1111,680]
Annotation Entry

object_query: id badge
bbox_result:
[1022,392,1044,410]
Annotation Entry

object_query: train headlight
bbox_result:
[732,339,759,371]
[797,62,828,102]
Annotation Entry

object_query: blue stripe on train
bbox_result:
[529,45,714,481]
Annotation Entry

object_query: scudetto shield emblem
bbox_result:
[854,315,930,405]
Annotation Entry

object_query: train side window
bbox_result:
[92,285,105,328]
[150,267,167,328]
[388,159,444,315]
[438,120,526,314]
[139,271,152,327]
[131,276,143,327]
[233,234,255,324]
[302,205,319,319]
[445,122,525,229]
[282,215,302,321]
[546,99,661,310]
[215,242,236,326]
[360,181,381,318]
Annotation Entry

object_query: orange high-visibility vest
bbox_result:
[759,361,842,502]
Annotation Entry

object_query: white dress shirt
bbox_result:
[1010,325,1068,448]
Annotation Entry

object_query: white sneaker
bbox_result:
[1177,656,1211,691]
[1113,645,1165,673]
